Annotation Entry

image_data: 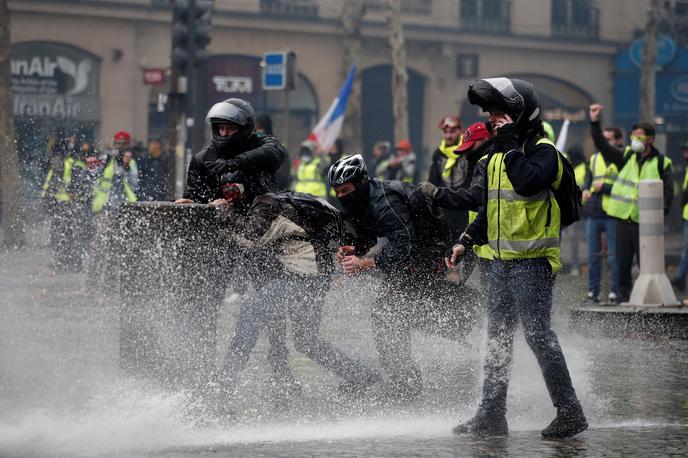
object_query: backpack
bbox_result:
[272,192,344,244]
[384,181,451,250]
[533,138,582,228]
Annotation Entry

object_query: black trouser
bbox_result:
[372,272,480,394]
[615,219,639,301]
[480,258,579,414]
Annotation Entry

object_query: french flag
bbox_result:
[311,65,356,152]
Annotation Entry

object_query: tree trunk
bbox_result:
[387,0,408,144]
[639,0,660,123]
[340,0,365,154]
[0,0,25,248]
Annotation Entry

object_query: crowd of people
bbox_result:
[41,72,688,439]
[170,82,589,440]
[41,129,168,272]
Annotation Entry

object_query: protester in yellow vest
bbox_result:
[589,103,673,302]
[293,139,327,198]
[92,130,139,214]
[449,77,587,439]
[42,132,90,272]
[427,115,469,237]
[581,126,622,303]
[672,143,688,289]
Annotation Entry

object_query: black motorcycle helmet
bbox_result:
[206,98,256,151]
[467,78,541,136]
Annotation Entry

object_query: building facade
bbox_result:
[9,0,655,195]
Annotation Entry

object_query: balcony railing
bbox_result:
[459,0,511,33]
[551,1,599,39]
[260,0,318,18]
[364,0,432,16]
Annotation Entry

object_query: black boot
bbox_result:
[452,409,508,436]
[541,403,588,438]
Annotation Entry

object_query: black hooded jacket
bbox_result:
[183,133,286,203]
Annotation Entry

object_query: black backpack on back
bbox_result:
[529,137,582,228]
[272,192,344,244]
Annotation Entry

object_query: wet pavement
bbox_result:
[1,244,688,457]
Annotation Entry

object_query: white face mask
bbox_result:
[630,138,645,153]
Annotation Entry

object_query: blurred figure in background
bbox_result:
[582,131,620,303]
[672,142,688,290]
[428,115,470,236]
[138,138,169,201]
[370,140,391,180]
[41,130,89,272]
[92,130,138,214]
[563,145,586,276]
[293,139,327,198]
[383,139,416,183]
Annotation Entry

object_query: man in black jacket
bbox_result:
[176,98,287,204]
[329,155,478,400]
[210,173,380,408]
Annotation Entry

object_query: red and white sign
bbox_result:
[143,68,165,85]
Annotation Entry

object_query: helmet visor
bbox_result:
[206,102,251,127]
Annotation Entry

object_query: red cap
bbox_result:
[455,122,490,152]
[113,130,131,143]
[396,139,412,152]
[438,115,461,130]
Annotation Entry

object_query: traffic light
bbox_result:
[171,0,213,71]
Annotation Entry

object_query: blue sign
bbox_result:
[629,35,677,69]
[262,52,286,90]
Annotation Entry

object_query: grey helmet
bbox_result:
[328,154,368,187]
[205,98,256,150]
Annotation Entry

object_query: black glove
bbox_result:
[206,159,239,177]
[494,122,518,152]
[417,181,438,199]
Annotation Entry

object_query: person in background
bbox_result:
[428,115,471,236]
[370,141,391,180]
[582,130,621,303]
[589,103,673,303]
[91,130,138,214]
[322,138,344,206]
[564,145,587,276]
[293,139,327,198]
[41,130,89,272]
[138,138,169,201]
[385,139,416,183]
[672,142,688,290]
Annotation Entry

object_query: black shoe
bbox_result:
[452,410,508,436]
[541,403,588,438]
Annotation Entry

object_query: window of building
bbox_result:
[551,0,599,39]
[459,0,511,33]
[260,0,318,18]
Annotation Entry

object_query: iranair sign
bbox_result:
[10,41,101,122]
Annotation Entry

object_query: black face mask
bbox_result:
[340,180,370,218]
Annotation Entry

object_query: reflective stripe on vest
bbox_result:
[588,152,618,212]
[42,156,84,202]
[604,147,671,223]
[486,137,562,273]
[468,154,493,260]
[92,158,137,213]
[294,157,327,197]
